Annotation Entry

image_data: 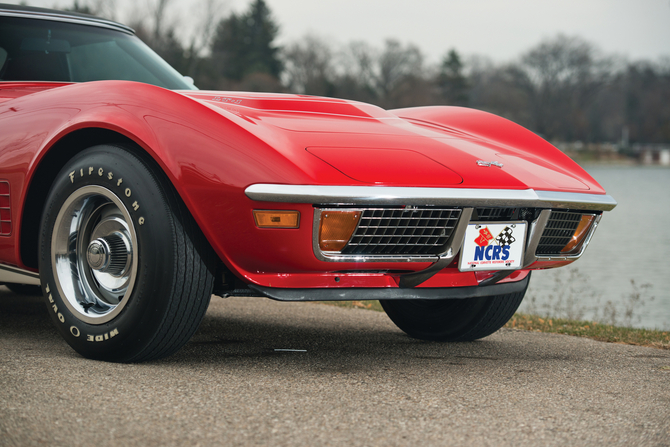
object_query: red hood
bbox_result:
[180,91,602,193]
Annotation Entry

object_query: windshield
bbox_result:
[0,16,194,90]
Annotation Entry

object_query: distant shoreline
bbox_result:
[561,149,670,167]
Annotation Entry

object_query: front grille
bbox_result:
[340,208,462,255]
[475,207,542,222]
[535,211,583,255]
[475,207,516,221]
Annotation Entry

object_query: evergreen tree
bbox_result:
[211,0,282,82]
[437,49,469,106]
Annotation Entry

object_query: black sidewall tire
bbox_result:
[381,275,530,342]
[39,145,178,361]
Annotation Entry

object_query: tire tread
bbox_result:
[453,290,526,341]
[381,275,530,342]
[113,147,214,363]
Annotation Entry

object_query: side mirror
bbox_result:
[183,76,199,90]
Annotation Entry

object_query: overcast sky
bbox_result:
[11,0,670,64]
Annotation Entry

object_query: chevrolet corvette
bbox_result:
[0,4,617,362]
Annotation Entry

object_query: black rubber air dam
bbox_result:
[248,274,530,302]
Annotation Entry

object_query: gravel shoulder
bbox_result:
[1,286,669,446]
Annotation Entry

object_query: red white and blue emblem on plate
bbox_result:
[459,222,527,271]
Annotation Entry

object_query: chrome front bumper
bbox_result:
[246,184,614,287]
[246,184,614,265]
[245,185,617,211]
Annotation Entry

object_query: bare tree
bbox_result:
[620,58,670,144]
[466,55,532,127]
[282,34,335,96]
[184,0,228,77]
[339,41,376,88]
[151,0,174,41]
[335,41,378,103]
[64,0,118,20]
[509,34,615,140]
[90,0,118,20]
[375,39,423,106]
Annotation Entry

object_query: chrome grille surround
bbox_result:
[314,207,464,262]
[313,206,603,264]
[535,210,599,256]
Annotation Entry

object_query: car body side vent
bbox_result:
[0,180,11,236]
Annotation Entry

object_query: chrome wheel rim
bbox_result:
[51,185,138,324]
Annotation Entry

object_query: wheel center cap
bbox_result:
[87,239,110,271]
[86,234,130,276]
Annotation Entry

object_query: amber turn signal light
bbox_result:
[319,211,361,252]
[560,215,595,254]
[253,210,300,228]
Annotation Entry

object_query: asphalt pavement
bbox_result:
[1,285,669,446]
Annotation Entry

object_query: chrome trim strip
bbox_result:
[577,214,602,257]
[534,191,617,211]
[0,264,41,286]
[522,210,552,267]
[0,9,134,34]
[245,184,617,211]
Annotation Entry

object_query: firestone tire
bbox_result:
[380,274,530,342]
[38,144,216,362]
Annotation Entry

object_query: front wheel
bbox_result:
[380,275,529,341]
[39,144,215,362]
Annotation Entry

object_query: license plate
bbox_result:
[458,222,527,271]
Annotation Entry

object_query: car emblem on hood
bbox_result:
[476,160,504,168]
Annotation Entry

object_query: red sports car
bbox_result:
[0,5,616,362]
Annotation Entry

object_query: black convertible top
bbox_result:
[0,3,134,34]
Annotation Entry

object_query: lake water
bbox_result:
[519,166,670,330]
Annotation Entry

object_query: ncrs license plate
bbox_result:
[458,222,527,271]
